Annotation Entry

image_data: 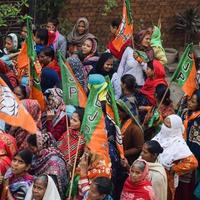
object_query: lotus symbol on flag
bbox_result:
[0,86,19,116]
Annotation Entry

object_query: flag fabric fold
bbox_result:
[171,43,197,96]
[0,78,37,133]
[58,51,87,107]
[26,17,45,111]
[107,0,133,59]
[80,81,111,168]
[105,76,124,159]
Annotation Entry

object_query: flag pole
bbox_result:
[67,135,81,200]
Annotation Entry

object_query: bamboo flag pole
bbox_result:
[65,113,71,165]
[67,135,81,200]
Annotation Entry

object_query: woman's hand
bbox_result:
[46,110,55,120]
[79,153,89,177]
[120,158,130,170]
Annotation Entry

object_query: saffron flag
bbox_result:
[171,43,197,96]
[17,42,29,70]
[26,17,45,111]
[105,76,124,159]
[0,78,37,133]
[58,51,87,107]
[108,0,133,59]
[80,81,111,170]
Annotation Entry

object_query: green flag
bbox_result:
[58,51,87,107]
[105,76,121,128]
[170,43,196,96]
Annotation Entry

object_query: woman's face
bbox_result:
[163,117,171,128]
[21,26,28,39]
[88,183,106,200]
[141,143,156,162]
[103,58,113,72]
[11,155,29,175]
[145,66,154,78]
[130,164,143,183]
[188,94,199,111]
[141,34,151,47]
[14,86,25,100]
[5,37,14,52]
[70,112,81,130]
[28,143,38,155]
[77,21,86,35]
[81,39,93,55]
[38,52,52,66]
[32,178,47,200]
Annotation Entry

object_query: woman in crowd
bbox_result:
[150,26,167,65]
[39,48,60,93]
[79,176,113,200]
[13,85,30,100]
[67,56,87,90]
[58,107,85,166]
[25,175,61,200]
[0,60,18,89]
[78,148,112,199]
[43,88,66,140]
[155,84,175,119]
[1,150,33,200]
[134,29,154,61]
[0,137,17,177]
[90,52,115,79]
[153,114,198,200]
[78,37,99,77]
[140,60,167,106]
[120,159,157,200]
[10,99,41,150]
[120,74,140,119]
[27,131,68,199]
[117,99,144,165]
[67,17,95,51]
[141,140,167,200]
[177,89,200,200]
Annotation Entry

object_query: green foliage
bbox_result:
[103,0,118,15]
[0,0,29,27]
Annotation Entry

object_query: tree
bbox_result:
[0,0,29,28]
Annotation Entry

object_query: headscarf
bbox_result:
[0,132,17,159]
[41,67,60,93]
[150,26,165,51]
[140,60,167,105]
[153,114,193,169]
[13,99,41,150]
[7,33,19,51]
[67,17,95,46]
[44,88,66,127]
[25,175,61,200]
[29,130,68,199]
[121,159,157,200]
[67,56,86,89]
[22,99,42,129]
[80,37,99,77]
[134,30,154,61]
[117,99,142,131]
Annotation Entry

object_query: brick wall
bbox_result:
[60,0,200,50]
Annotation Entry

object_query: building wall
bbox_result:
[60,0,200,50]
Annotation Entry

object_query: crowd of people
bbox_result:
[0,14,199,200]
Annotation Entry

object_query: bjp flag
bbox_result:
[171,43,197,97]
[108,0,133,59]
[0,78,37,133]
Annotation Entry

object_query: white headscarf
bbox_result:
[25,175,61,200]
[152,114,192,169]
